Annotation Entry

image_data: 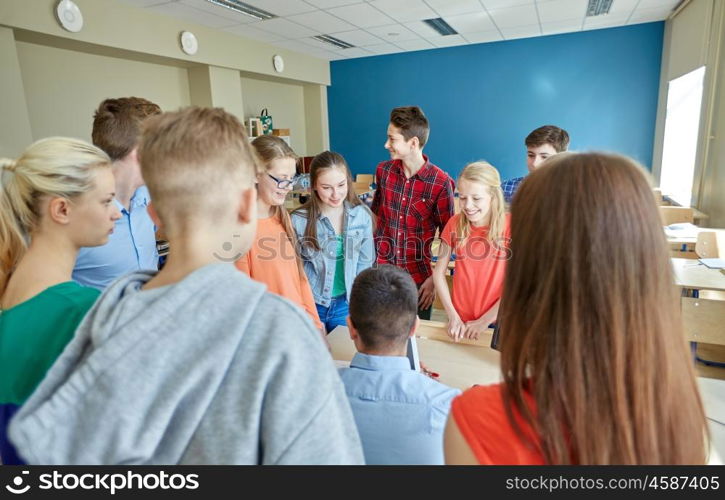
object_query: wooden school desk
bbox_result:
[672,258,725,373]
[329,320,501,391]
[672,258,725,293]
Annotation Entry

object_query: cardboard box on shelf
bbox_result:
[272,128,290,136]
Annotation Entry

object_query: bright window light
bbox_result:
[660,66,706,207]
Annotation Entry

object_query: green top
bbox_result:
[332,233,346,297]
[0,281,99,405]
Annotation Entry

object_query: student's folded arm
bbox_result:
[475,299,501,327]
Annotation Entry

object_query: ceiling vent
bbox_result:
[205,0,276,21]
[586,0,613,16]
[423,17,458,36]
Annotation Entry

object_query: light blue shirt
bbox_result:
[72,186,158,290]
[338,352,460,465]
[291,202,375,307]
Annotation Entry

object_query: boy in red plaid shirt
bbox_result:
[370,106,455,320]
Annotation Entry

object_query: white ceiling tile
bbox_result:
[117,0,173,7]
[253,18,319,37]
[363,42,401,54]
[607,0,639,14]
[481,0,533,9]
[426,34,468,47]
[582,12,630,28]
[536,0,587,23]
[297,36,344,50]
[328,29,383,46]
[271,39,316,51]
[332,47,374,59]
[425,0,484,17]
[487,4,540,29]
[327,3,395,28]
[444,11,496,33]
[541,19,582,35]
[147,2,240,28]
[628,6,674,24]
[367,24,422,42]
[393,38,435,51]
[240,0,316,17]
[287,10,357,34]
[463,30,503,43]
[637,0,680,9]
[178,0,256,23]
[402,20,435,37]
[223,24,287,41]
[305,0,362,8]
[368,0,437,23]
[500,24,542,40]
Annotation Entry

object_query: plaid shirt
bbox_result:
[371,156,455,285]
[501,176,525,204]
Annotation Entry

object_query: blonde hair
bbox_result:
[139,107,261,233]
[250,135,304,277]
[455,161,505,249]
[0,137,111,290]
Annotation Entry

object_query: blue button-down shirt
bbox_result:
[501,176,525,204]
[72,186,158,290]
[338,352,460,465]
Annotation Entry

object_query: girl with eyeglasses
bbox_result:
[236,135,323,331]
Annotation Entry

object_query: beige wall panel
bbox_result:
[241,77,306,156]
[16,41,190,142]
[0,27,33,157]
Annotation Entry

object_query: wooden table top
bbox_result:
[672,258,725,292]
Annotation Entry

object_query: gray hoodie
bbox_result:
[9,263,364,464]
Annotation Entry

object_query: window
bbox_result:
[660,66,706,206]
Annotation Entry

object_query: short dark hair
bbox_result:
[349,265,418,350]
[525,125,570,153]
[92,97,161,161]
[390,106,429,147]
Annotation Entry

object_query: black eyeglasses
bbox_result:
[267,173,297,189]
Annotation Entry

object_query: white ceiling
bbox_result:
[118,0,682,60]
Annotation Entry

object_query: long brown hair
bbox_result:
[499,152,707,464]
[295,150,365,252]
[250,135,303,277]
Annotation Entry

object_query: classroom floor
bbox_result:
[429,307,725,461]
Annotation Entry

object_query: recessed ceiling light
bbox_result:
[205,0,277,21]
[423,18,458,36]
[313,35,355,49]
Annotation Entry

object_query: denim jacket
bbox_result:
[291,202,375,307]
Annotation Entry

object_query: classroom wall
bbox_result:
[240,77,308,156]
[16,41,191,143]
[328,23,664,181]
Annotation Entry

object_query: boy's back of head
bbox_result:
[390,106,429,148]
[138,106,261,231]
[92,97,161,161]
[349,265,418,351]
[525,125,570,153]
